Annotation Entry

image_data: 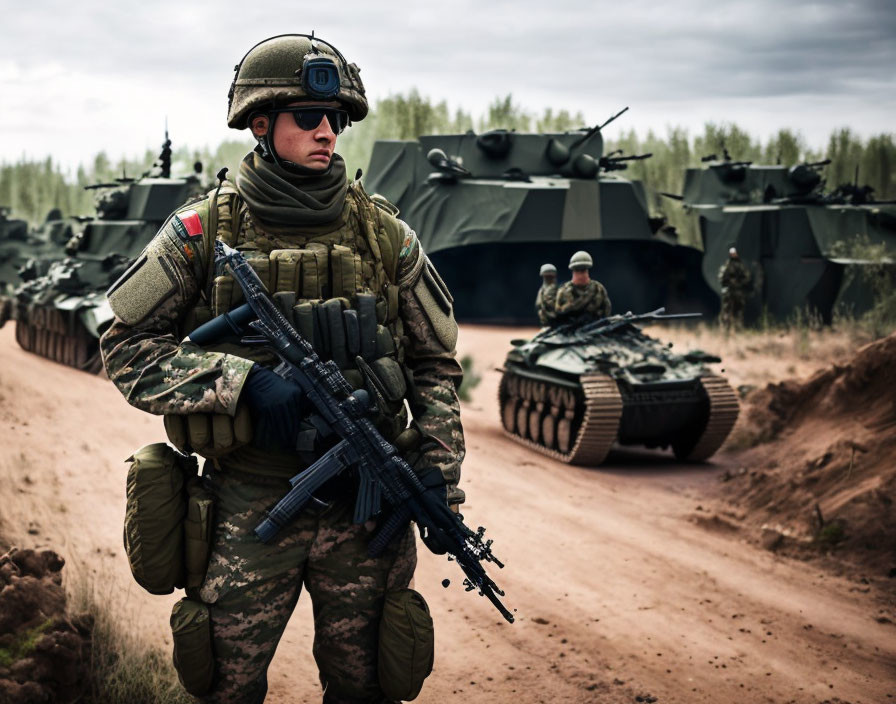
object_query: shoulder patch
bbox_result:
[399,227,419,260]
[172,209,203,242]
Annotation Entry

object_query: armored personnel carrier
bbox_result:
[0,208,73,325]
[363,109,716,322]
[670,154,896,323]
[499,310,738,464]
[13,136,204,371]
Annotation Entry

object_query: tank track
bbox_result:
[676,374,739,461]
[14,306,103,374]
[499,370,622,465]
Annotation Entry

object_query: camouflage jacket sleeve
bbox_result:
[99,202,254,416]
[394,221,466,505]
[590,281,612,318]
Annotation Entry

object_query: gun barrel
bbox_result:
[570,106,629,148]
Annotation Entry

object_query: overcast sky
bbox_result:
[1,0,894,171]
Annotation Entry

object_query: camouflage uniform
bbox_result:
[535,281,558,326]
[554,280,611,321]
[719,257,751,330]
[100,178,464,703]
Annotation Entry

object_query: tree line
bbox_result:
[1,92,893,227]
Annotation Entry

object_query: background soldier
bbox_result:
[101,34,464,704]
[555,250,611,322]
[535,262,558,326]
[719,246,751,330]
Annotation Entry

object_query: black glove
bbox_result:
[240,365,305,452]
[415,466,451,555]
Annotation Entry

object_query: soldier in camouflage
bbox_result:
[100,34,464,704]
[719,247,750,331]
[554,250,611,322]
[535,263,558,326]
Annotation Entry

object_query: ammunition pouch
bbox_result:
[123,443,197,594]
[171,597,215,696]
[163,405,253,459]
[184,479,215,591]
[378,588,434,701]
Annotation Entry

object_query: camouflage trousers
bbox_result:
[194,469,417,704]
[720,292,746,331]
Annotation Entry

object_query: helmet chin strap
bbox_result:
[255,114,333,176]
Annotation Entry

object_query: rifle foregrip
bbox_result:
[367,504,412,557]
[255,513,284,544]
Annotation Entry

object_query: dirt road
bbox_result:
[1,323,893,703]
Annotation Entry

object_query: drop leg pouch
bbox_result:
[171,597,215,696]
[378,588,434,701]
[123,443,198,594]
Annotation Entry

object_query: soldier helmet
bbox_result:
[227,34,368,129]
[729,247,738,257]
[539,263,557,276]
[568,250,593,270]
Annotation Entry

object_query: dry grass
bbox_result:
[69,575,192,704]
[644,319,876,392]
[0,460,190,703]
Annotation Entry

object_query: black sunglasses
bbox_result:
[270,107,350,134]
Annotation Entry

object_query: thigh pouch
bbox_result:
[378,588,434,701]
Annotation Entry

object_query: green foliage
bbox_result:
[1,91,894,227]
[0,618,53,667]
[816,519,847,545]
[457,354,481,403]
[829,233,896,338]
[762,129,806,165]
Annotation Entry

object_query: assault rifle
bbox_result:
[544,307,701,342]
[198,241,513,623]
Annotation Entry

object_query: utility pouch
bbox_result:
[300,243,329,299]
[211,275,234,316]
[330,244,361,298]
[244,251,271,293]
[269,249,302,294]
[171,597,215,696]
[183,479,215,590]
[324,298,348,368]
[293,302,315,345]
[378,588,434,701]
[124,443,197,594]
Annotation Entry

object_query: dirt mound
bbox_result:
[722,332,896,576]
[0,548,92,704]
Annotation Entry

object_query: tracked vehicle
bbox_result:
[498,310,738,464]
[0,208,73,326]
[668,154,896,323]
[13,135,204,371]
[363,109,716,322]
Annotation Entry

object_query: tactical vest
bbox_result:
[168,181,413,472]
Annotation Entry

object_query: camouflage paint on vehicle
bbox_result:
[500,311,738,465]
[13,136,206,371]
[672,156,896,323]
[363,122,717,323]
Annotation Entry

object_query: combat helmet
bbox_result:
[227,33,368,129]
[539,263,557,276]
[568,250,593,269]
